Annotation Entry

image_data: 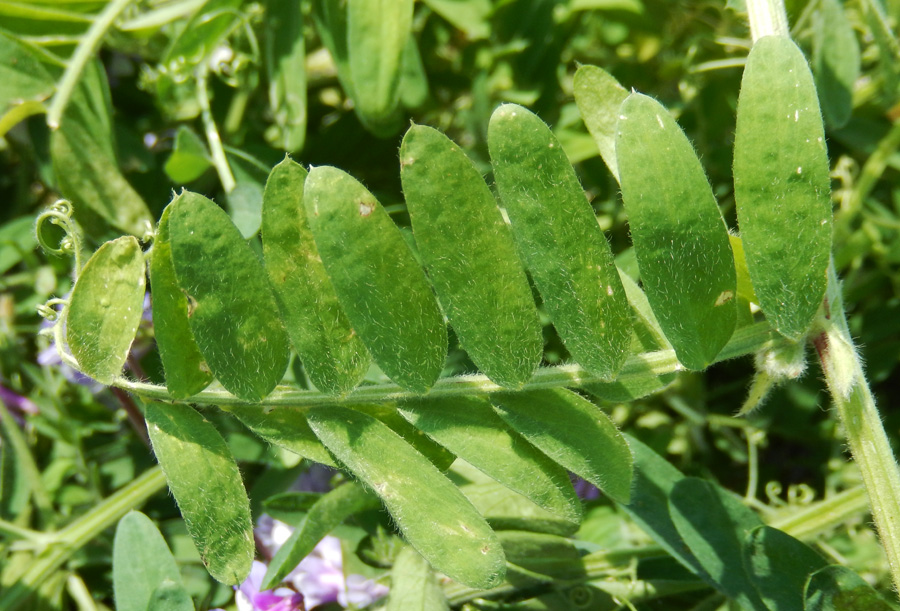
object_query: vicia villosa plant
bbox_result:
[3,0,900,609]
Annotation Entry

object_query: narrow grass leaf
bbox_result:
[347,0,412,134]
[263,483,379,589]
[490,389,632,504]
[805,565,900,611]
[488,104,631,379]
[262,158,370,394]
[387,546,449,611]
[744,525,826,610]
[616,92,736,370]
[400,124,541,388]
[167,191,290,401]
[67,236,145,385]
[222,405,337,468]
[150,206,213,399]
[399,396,581,524]
[266,0,307,152]
[303,166,447,393]
[145,402,253,585]
[668,477,767,611]
[573,64,629,181]
[113,511,190,611]
[307,405,505,589]
[812,0,860,129]
[733,36,832,341]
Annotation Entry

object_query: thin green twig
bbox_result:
[46,0,136,129]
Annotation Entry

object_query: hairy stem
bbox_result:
[114,321,775,410]
[815,264,900,592]
[745,0,790,41]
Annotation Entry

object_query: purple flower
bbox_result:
[235,561,304,611]
[0,383,39,418]
[252,518,388,610]
[570,474,601,501]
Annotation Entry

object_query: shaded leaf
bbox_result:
[812,0,860,129]
[266,0,307,151]
[307,405,505,589]
[222,405,337,468]
[490,389,633,504]
[163,126,211,184]
[805,565,899,611]
[145,402,253,585]
[387,546,449,611]
[573,64,629,181]
[399,396,581,524]
[744,525,826,610]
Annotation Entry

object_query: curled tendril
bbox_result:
[35,199,84,274]
[787,483,816,506]
[764,481,785,506]
[36,298,68,324]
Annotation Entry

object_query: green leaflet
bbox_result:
[265,0,307,152]
[0,30,54,110]
[618,435,702,574]
[145,582,194,611]
[805,565,900,611]
[668,477,767,611]
[398,396,582,525]
[66,236,146,385]
[498,531,585,582]
[222,406,337,468]
[488,104,631,380]
[307,406,505,589]
[161,0,242,69]
[113,511,193,611]
[303,166,447,393]
[399,35,429,110]
[347,0,412,134]
[387,546,449,611]
[400,124,542,388]
[261,158,370,395]
[616,92,736,370]
[420,0,491,40]
[51,110,153,237]
[150,206,213,399]
[144,403,253,585]
[743,525,826,611]
[733,36,832,341]
[167,191,290,401]
[573,64,629,182]
[262,483,379,589]
[587,269,676,401]
[351,403,456,471]
[812,0,860,129]
[163,126,211,184]
[490,389,633,504]
[452,460,580,536]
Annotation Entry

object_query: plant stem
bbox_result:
[46,0,136,129]
[197,64,237,193]
[114,321,775,410]
[0,466,167,610]
[814,265,900,592]
[745,0,790,41]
